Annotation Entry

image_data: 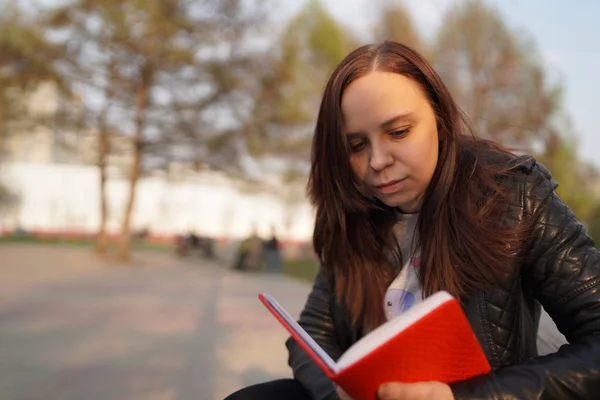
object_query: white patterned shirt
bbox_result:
[384,212,422,320]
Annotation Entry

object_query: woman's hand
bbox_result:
[377,381,454,400]
[334,381,454,400]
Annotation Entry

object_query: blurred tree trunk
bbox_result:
[117,78,149,262]
[96,122,110,254]
[95,88,112,255]
[0,94,6,154]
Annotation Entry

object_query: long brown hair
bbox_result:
[307,41,527,330]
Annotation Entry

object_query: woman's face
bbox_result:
[341,71,439,213]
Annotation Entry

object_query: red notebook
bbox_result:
[259,291,490,400]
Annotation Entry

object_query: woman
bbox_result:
[226,41,600,399]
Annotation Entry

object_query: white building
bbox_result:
[1,162,315,241]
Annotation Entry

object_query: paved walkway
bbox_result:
[0,244,312,400]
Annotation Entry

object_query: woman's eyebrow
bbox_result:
[346,112,415,136]
[379,112,415,130]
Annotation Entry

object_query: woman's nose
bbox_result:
[369,142,394,171]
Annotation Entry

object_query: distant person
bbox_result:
[188,232,200,250]
[202,237,215,259]
[263,229,282,273]
[233,239,248,270]
[226,41,600,399]
[245,231,264,270]
[175,234,189,258]
[234,231,264,271]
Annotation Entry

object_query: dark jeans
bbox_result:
[224,379,311,400]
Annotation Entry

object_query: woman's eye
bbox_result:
[350,141,366,152]
[390,128,410,138]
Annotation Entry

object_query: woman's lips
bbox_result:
[375,178,407,194]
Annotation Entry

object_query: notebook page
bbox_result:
[336,291,453,371]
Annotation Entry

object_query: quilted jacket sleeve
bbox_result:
[450,164,600,399]
[286,265,343,400]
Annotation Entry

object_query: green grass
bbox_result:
[283,258,319,283]
[0,235,92,247]
[0,235,172,252]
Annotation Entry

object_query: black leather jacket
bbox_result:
[286,157,600,399]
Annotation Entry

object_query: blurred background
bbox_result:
[0,0,598,399]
